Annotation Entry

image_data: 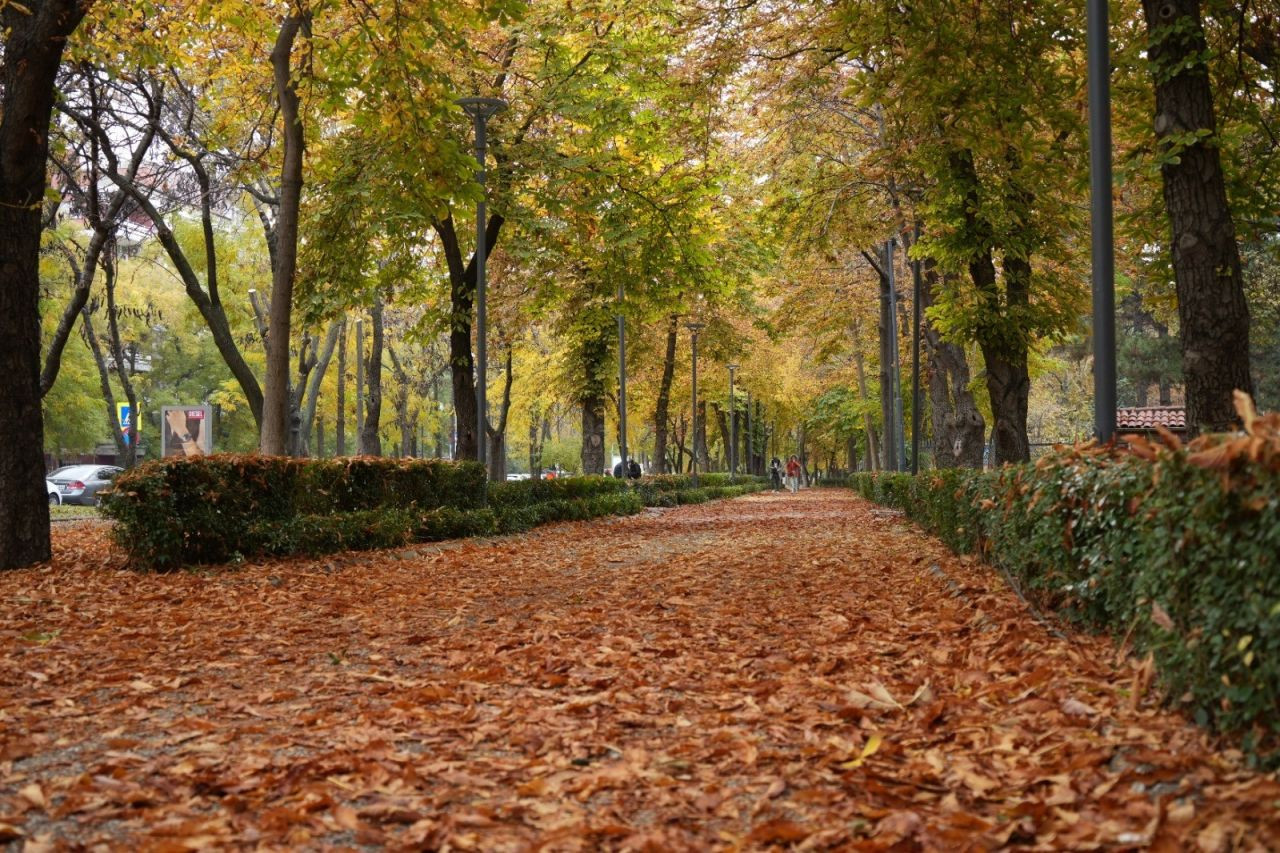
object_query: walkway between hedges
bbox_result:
[3,490,1278,849]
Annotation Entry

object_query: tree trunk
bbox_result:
[434,213,505,461]
[0,0,87,568]
[261,9,311,454]
[297,321,340,456]
[336,317,347,455]
[713,403,730,472]
[581,394,606,476]
[877,268,898,471]
[358,297,384,456]
[652,314,678,473]
[921,266,985,469]
[485,346,514,481]
[1142,0,1253,432]
[388,344,413,458]
[853,348,880,471]
[981,255,1032,464]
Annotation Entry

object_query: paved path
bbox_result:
[2,490,1277,849]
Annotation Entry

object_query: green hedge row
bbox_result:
[103,459,765,570]
[845,423,1280,757]
[102,456,486,568]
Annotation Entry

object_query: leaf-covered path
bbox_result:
[3,491,1278,850]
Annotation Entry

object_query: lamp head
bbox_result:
[684,321,705,333]
[728,363,739,372]
[455,96,508,120]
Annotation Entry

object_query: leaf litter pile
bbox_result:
[3,490,1279,850]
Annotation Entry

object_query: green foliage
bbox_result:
[102,455,486,569]
[846,431,1280,756]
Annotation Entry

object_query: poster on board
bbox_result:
[161,405,213,458]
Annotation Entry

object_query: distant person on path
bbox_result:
[613,461,624,478]
[627,459,642,479]
[770,457,783,492]
[785,455,802,493]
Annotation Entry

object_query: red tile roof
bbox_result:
[1117,406,1186,431]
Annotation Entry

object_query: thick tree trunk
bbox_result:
[982,256,1032,464]
[1142,0,1253,432]
[652,314,678,473]
[261,9,311,454]
[0,0,87,568]
[358,297,384,456]
[581,395,606,475]
[921,267,985,469]
[434,213,505,461]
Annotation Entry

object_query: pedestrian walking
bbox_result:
[785,455,802,493]
[769,457,783,492]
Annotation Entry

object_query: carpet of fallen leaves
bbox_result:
[3,490,1280,851]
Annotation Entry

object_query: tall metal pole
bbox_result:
[1088,0,1116,442]
[728,364,738,479]
[885,239,907,471]
[456,97,508,468]
[911,225,923,475]
[618,280,629,477]
[686,322,704,486]
[745,390,753,476]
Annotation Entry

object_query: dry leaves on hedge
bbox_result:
[2,491,1278,850]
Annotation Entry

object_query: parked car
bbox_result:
[46,480,61,506]
[46,465,122,507]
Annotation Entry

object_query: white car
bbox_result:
[46,479,61,506]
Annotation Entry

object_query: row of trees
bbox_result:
[3,0,1278,568]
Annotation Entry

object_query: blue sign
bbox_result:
[117,403,132,446]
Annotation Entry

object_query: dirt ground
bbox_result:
[2,490,1278,850]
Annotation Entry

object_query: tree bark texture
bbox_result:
[0,0,87,568]
[651,314,678,473]
[921,266,986,469]
[358,297,384,456]
[434,213,505,461]
[1142,0,1253,432]
[486,347,513,481]
[261,8,311,454]
[336,318,347,455]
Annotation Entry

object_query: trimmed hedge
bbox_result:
[103,459,765,570]
[102,455,486,569]
[846,408,1280,757]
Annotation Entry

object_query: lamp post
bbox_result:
[1087,0,1116,441]
[885,238,907,472]
[911,224,923,475]
[617,280,629,478]
[745,389,753,477]
[727,363,738,479]
[686,321,705,486]
[456,96,507,468]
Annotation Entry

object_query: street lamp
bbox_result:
[617,280,629,479]
[456,95,507,469]
[1087,0,1116,441]
[745,389,752,476]
[727,363,738,479]
[686,321,705,486]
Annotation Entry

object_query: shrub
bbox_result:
[103,455,486,569]
[843,401,1280,756]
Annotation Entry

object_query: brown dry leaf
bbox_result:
[1151,600,1175,632]
[1061,697,1099,717]
[0,494,1275,849]
[18,783,46,809]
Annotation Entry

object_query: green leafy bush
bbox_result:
[103,455,486,569]
[103,458,763,571]
[845,410,1280,756]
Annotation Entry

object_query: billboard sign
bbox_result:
[161,405,214,458]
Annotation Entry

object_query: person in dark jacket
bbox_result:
[612,461,624,478]
[627,459,642,479]
[769,457,783,492]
